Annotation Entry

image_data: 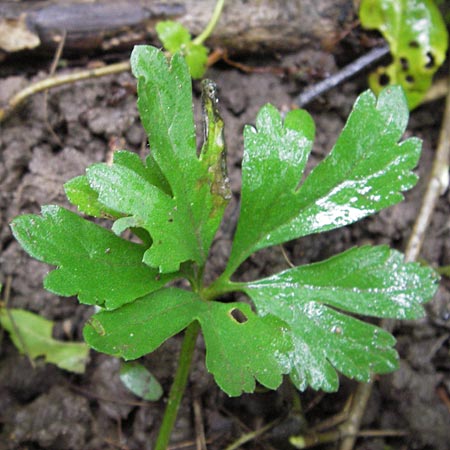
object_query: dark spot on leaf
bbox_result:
[229,308,248,324]
[405,75,414,84]
[379,73,390,86]
[399,57,409,71]
[425,51,435,69]
[409,40,419,48]
[168,218,173,223]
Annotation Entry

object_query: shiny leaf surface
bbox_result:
[227,87,420,275]
[10,206,175,309]
[244,245,438,390]
[119,361,163,401]
[0,308,89,373]
[226,105,315,274]
[84,288,293,396]
[64,150,170,219]
[360,0,448,109]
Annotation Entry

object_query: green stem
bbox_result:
[203,276,244,301]
[154,321,200,450]
[192,0,225,45]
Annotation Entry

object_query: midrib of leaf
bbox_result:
[152,88,207,265]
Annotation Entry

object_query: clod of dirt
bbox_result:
[0,355,64,402]
[5,385,92,450]
[381,360,449,449]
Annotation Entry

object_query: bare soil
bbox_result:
[0,43,449,450]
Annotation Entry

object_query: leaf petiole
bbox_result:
[192,0,225,46]
[202,275,243,301]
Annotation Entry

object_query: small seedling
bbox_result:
[11,45,439,447]
[156,0,225,79]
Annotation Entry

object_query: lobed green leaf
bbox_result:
[243,245,439,391]
[10,206,176,309]
[84,288,293,396]
[227,86,421,275]
[85,46,229,272]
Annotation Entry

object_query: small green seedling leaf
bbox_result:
[84,288,293,396]
[226,86,420,275]
[243,246,439,391]
[156,20,209,79]
[360,0,448,109]
[10,205,176,309]
[0,307,89,373]
[119,361,163,401]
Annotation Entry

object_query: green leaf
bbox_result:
[64,175,123,219]
[10,205,176,309]
[243,245,439,391]
[88,46,229,272]
[156,21,209,79]
[0,308,89,373]
[84,288,293,396]
[119,361,163,401]
[360,0,449,109]
[184,44,209,79]
[156,21,191,52]
[246,246,438,318]
[227,86,420,275]
[65,151,171,220]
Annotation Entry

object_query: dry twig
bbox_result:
[0,61,130,122]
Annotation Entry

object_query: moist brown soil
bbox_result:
[0,43,449,450]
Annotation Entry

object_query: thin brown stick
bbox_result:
[193,397,207,450]
[223,417,282,450]
[436,385,450,413]
[290,427,407,449]
[0,60,131,122]
[280,245,295,268]
[43,30,66,146]
[338,67,450,450]
[337,381,373,450]
[423,77,448,104]
[405,83,450,262]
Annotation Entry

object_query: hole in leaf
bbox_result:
[229,308,248,323]
[425,51,435,69]
[405,75,415,84]
[399,57,409,71]
[409,40,419,48]
[379,73,390,86]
